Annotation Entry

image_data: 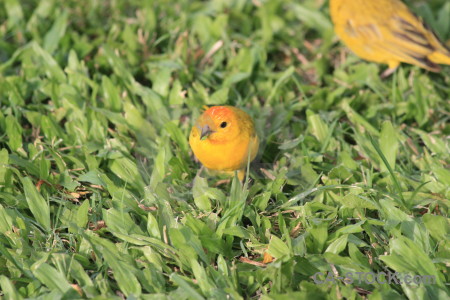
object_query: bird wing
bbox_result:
[345,12,441,71]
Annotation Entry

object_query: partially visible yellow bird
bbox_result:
[329,0,450,76]
[189,106,259,181]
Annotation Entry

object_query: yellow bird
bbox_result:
[329,0,450,76]
[189,106,259,181]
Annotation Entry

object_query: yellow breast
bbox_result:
[189,106,259,178]
[190,129,258,171]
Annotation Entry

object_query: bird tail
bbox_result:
[428,50,450,66]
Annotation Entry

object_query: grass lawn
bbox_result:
[0,0,449,299]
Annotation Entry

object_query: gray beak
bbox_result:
[200,125,214,140]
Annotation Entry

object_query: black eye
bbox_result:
[220,122,227,128]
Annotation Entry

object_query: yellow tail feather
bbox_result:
[429,51,450,65]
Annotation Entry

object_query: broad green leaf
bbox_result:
[101,75,123,111]
[267,235,291,259]
[109,157,145,192]
[4,0,24,27]
[0,205,13,235]
[0,149,9,184]
[78,170,106,186]
[339,194,377,210]
[380,236,444,287]
[31,262,76,296]
[306,110,328,143]
[209,87,229,105]
[379,121,398,172]
[325,234,348,254]
[290,3,332,35]
[170,273,204,300]
[190,259,215,295]
[192,176,212,211]
[31,42,66,82]
[5,115,22,152]
[43,10,68,53]
[335,221,366,235]
[103,208,145,235]
[76,200,89,228]
[0,275,23,300]
[307,222,328,253]
[413,129,447,155]
[169,79,185,105]
[21,177,50,230]
[267,66,294,103]
[86,234,142,297]
[147,213,161,239]
[422,214,448,241]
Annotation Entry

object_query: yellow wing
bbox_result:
[330,0,450,71]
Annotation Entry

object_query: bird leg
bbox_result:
[381,61,400,78]
[214,179,231,187]
[380,67,397,78]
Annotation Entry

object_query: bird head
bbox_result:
[191,106,241,143]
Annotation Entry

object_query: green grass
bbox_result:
[0,0,449,299]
